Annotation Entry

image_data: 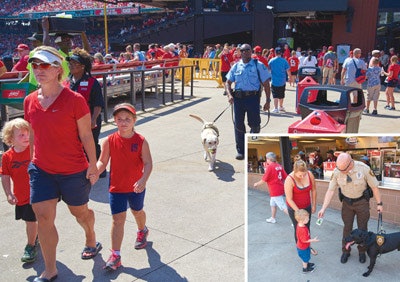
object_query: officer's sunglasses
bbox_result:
[337,160,353,172]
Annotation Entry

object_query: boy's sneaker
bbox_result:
[363,109,369,114]
[388,106,396,110]
[302,264,316,274]
[104,252,121,271]
[266,217,276,223]
[384,105,390,109]
[371,110,378,115]
[21,244,37,263]
[135,226,149,249]
[279,106,286,112]
[272,108,279,113]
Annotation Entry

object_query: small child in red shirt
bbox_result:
[97,103,153,271]
[295,209,319,274]
[1,118,38,263]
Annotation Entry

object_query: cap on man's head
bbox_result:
[15,44,29,51]
[27,33,43,42]
[28,49,62,65]
[105,54,113,59]
[298,151,305,155]
[275,47,282,54]
[328,46,334,51]
[253,46,262,53]
[372,50,380,56]
[360,156,369,161]
[113,103,137,116]
[54,33,72,44]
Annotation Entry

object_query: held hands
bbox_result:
[86,163,99,185]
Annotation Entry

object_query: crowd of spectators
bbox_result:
[203,0,252,12]
[0,0,139,16]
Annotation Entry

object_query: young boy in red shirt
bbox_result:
[254,152,288,223]
[97,103,153,271]
[295,209,319,274]
[1,118,38,263]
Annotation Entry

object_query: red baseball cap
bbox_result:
[15,44,29,51]
[328,46,334,51]
[253,46,262,53]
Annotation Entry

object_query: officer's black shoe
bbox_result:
[359,253,366,263]
[340,252,350,263]
[235,153,244,160]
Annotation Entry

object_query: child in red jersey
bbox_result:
[295,209,319,274]
[253,152,288,223]
[1,118,38,263]
[97,103,153,271]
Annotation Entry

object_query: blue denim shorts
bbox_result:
[28,163,91,206]
[109,190,146,215]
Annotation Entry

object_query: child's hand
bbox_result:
[133,178,146,193]
[311,236,319,242]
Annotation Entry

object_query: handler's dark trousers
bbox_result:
[341,198,370,253]
[233,95,260,155]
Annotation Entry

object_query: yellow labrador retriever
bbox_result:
[189,114,219,171]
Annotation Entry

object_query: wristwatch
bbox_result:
[377,202,383,206]
[266,98,271,103]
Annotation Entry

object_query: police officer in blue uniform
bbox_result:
[225,44,272,160]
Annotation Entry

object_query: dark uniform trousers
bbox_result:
[233,94,261,155]
[341,198,370,253]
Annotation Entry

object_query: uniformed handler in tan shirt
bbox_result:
[318,153,383,264]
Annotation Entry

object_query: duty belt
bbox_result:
[233,90,259,98]
[343,194,365,205]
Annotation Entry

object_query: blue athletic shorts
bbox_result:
[28,163,91,206]
[109,190,146,215]
[297,247,311,263]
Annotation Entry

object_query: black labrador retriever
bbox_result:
[345,229,400,277]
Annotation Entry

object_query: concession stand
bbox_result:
[248,135,400,225]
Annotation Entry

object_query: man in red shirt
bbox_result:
[254,152,288,223]
[12,44,30,71]
[219,45,233,95]
[317,46,327,72]
[252,45,269,67]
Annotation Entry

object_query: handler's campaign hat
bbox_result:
[28,49,62,65]
[113,104,137,116]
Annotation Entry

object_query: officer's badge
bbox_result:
[376,234,385,246]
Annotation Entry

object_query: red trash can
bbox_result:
[296,76,319,114]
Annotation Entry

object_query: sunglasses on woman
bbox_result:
[31,62,59,70]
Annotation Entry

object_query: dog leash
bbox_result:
[213,104,231,123]
[230,104,271,133]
